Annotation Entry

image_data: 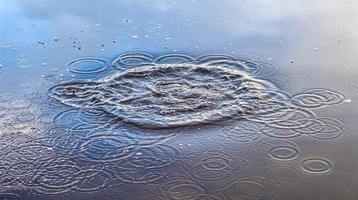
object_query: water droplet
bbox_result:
[38,41,46,46]
[123,19,132,23]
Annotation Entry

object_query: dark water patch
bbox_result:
[262,165,302,185]
[221,177,278,200]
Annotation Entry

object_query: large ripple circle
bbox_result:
[49,63,276,128]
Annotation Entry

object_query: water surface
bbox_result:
[0,0,358,199]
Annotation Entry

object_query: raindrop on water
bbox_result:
[123,19,132,23]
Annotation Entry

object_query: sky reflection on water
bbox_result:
[0,0,358,200]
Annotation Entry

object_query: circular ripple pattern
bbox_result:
[299,157,334,174]
[257,139,300,161]
[291,88,346,109]
[67,57,109,74]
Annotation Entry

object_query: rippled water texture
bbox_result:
[49,53,346,132]
[0,52,351,199]
[49,55,278,128]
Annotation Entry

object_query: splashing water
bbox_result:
[49,62,280,128]
[49,53,346,130]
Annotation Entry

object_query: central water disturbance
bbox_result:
[49,63,277,128]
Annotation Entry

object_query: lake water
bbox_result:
[0,0,358,199]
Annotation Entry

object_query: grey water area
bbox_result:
[0,0,358,199]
